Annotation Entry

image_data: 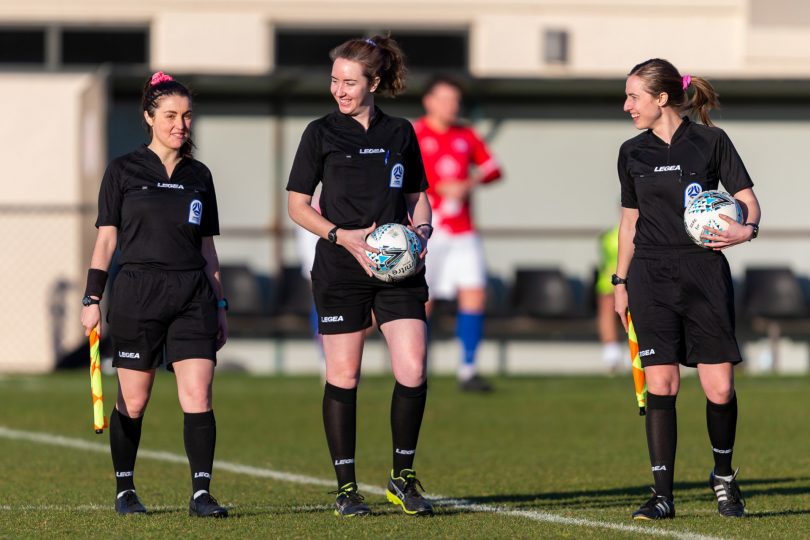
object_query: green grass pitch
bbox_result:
[1,372,809,538]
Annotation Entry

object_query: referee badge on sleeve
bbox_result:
[188,199,203,225]
[390,163,404,188]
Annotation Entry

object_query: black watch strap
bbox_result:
[611,274,627,286]
[327,226,339,244]
[416,223,433,239]
[745,222,759,239]
[82,295,100,307]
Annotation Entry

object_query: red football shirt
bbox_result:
[414,118,502,234]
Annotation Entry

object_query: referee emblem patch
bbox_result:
[188,199,203,225]
[390,163,404,188]
[684,182,702,208]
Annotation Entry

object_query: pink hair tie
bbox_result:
[150,71,174,86]
[682,75,692,90]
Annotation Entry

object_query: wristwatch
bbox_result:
[745,222,759,240]
[415,223,434,239]
[327,226,339,244]
[611,274,627,286]
[82,295,100,307]
[217,298,229,311]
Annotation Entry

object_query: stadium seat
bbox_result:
[219,264,273,316]
[511,268,580,318]
[277,266,314,317]
[743,267,808,319]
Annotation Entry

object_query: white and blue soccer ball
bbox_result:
[365,223,422,282]
[684,190,743,247]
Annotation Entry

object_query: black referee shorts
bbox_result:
[627,247,742,368]
[108,267,218,370]
[311,240,428,334]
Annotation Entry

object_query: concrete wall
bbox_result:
[3,0,810,77]
[0,73,106,373]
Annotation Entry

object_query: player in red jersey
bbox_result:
[414,76,502,392]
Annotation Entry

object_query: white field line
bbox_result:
[0,426,724,540]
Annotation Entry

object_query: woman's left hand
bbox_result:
[701,215,754,250]
[216,308,228,350]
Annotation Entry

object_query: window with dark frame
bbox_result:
[544,29,568,65]
[61,28,148,65]
[0,29,46,64]
[275,29,468,71]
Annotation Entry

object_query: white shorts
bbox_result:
[295,226,319,280]
[425,230,487,300]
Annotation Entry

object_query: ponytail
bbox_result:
[629,58,720,126]
[684,75,720,127]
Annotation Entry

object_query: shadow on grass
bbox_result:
[438,476,810,513]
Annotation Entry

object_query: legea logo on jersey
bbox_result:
[321,315,344,323]
[684,182,702,207]
[188,199,202,225]
[390,163,404,188]
[654,165,681,172]
[119,351,140,359]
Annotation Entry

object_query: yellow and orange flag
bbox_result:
[627,312,647,416]
[89,327,108,434]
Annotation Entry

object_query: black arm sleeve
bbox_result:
[715,130,754,195]
[618,144,638,209]
[95,161,123,228]
[403,122,428,193]
[286,122,324,195]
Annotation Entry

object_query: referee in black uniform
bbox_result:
[615,59,761,520]
[80,72,228,517]
[287,35,434,517]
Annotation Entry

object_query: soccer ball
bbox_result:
[365,223,422,282]
[684,190,743,247]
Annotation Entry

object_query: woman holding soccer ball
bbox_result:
[286,34,434,517]
[615,59,761,520]
[80,72,228,517]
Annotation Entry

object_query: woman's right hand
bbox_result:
[81,304,101,337]
[613,285,629,332]
[336,223,379,277]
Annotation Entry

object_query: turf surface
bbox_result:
[1,372,809,538]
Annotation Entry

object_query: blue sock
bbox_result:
[456,311,484,369]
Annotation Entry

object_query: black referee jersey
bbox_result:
[286,106,428,229]
[96,145,220,270]
[618,117,754,251]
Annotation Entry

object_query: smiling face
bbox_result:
[330,57,378,116]
[623,75,665,131]
[144,94,192,153]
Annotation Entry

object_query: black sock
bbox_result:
[323,383,357,488]
[391,381,428,477]
[645,393,677,499]
[109,408,143,494]
[184,410,216,496]
[707,393,737,477]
